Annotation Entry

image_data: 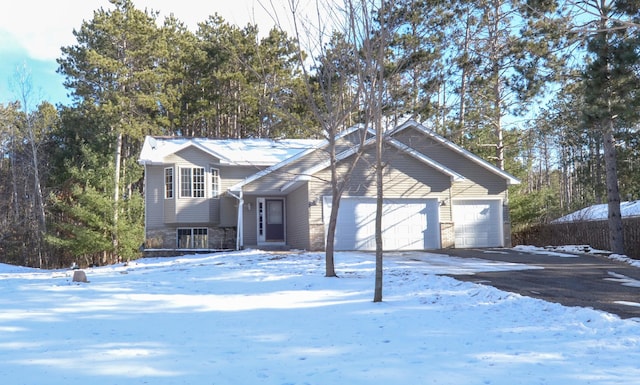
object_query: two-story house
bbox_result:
[138,120,520,252]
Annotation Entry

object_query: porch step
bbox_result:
[245,244,293,252]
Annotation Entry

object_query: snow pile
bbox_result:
[553,200,640,223]
[0,249,639,384]
[515,244,640,268]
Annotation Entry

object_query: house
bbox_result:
[137,120,520,252]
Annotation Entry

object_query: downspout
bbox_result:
[228,190,243,250]
[143,162,148,250]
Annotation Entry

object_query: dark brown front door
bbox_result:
[265,199,284,241]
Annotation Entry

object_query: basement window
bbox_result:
[177,228,208,249]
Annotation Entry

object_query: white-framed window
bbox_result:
[177,228,208,249]
[211,167,220,198]
[180,167,205,198]
[164,167,174,199]
[193,168,205,197]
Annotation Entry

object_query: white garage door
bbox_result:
[324,197,440,251]
[452,200,503,248]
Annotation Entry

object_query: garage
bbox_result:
[452,199,503,248]
[324,197,440,251]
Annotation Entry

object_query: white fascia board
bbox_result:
[280,175,312,193]
[138,137,230,165]
[387,138,466,182]
[177,141,231,163]
[227,124,366,193]
[297,133,376,178]
[227,141,324,192]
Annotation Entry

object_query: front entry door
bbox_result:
[265,199,284,242]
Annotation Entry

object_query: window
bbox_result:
[180,167,205,198]
[193,168,205,197]
[192,228,208,248]
[180,168,191,197]
[164,167,173,199]
[177,228,208,249]
[211,168,220,198]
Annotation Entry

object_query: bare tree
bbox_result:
[347,0,391,302]
[12,64,50,267]
[284,0,367,277]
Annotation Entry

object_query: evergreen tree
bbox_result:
[580,0,640,254]
[55,0,162,264]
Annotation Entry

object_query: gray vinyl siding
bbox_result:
[166,147,215,224]
[308,145,454,226]
[145,147,265,229]
[242,196,258,246]
[219,196,238,227]
[393,128,508,197]
[144,164,166,229]
[241,150,327,194]
[219,165,263,227]
[240,131,366,194]
[286,183,310,250]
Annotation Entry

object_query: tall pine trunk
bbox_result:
[603,119,624,254]
[598,13,625,255]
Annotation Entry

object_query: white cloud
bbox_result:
[0,0,285,61]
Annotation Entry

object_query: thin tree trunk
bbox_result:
[458,10,471,143]
[373,0,387,303]
[10,127,19,221]
[325,135,339,277]
[113,130,123,263]
[27,121,46,267]
[373,119,383,302]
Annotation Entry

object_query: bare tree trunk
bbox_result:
[10,124,19,221]
[373,113,384,303]
[113,130,123,263]
[27,121,46,267]
[493,71,504,170]
[286,0,367,278]
[372,0,388,303]
[457,10,472,144]
[325,135,339,277]
[15,66,47,267]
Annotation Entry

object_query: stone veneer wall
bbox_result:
[440,222,455,248]
[309,224,326,251]
[145,226,237,250]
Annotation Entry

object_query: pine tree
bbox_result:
[580,0,640,254]
[55,0,163,264]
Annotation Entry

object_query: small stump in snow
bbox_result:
[72,270,88,283]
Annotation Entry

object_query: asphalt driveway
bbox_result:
[431,247,640,319]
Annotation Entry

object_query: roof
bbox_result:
[228,119,520,193]
[552,200,640,223]
[227,125,364,192]
[137,136,323,166]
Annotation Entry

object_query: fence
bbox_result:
[512,217,640,260]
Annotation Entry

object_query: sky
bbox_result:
[1,245,639,384]
[0,0,297,107]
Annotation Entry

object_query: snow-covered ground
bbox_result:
[1,247,639,385]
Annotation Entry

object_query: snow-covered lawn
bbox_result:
[1,248,639,384]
